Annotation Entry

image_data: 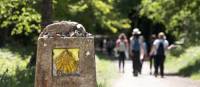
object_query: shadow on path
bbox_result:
[112,60,200,87]
[164,72,179,76]
[179,61,200,77]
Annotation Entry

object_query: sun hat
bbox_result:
[132,28,141,35]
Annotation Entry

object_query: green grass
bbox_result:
[96,53,118,87]
[191,73,200,80]
[0,47,118,87]
[166,46,200,80]
[0,48,34,87]
[0,48,30,75]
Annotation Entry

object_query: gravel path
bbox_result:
[112,60,200,87]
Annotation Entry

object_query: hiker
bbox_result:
[140,36,148,73]
[99,39,104,52]
[103,38,107,54]
[150,32,169,78]
[149,34,156,75]
[129,28,144,76]
[116,33,129,73]
[106,38,114,56]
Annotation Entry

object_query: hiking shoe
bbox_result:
[150,72,152,75]
[154,73,158,77]
[133,73,138,77]
[161,75,164,78]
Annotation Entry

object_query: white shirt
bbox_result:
[153,39,169,55]
[118,41,126,52]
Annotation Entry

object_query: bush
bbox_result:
[169,45,185,57]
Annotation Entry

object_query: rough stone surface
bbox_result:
[40,21,91,37]
[35,21,96,87]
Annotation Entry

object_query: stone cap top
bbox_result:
[38,36,94,40]
[39,21,92,38]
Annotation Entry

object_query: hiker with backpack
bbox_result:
[116,33,129,73]
[129,28,144,76]
[150,32,169,78]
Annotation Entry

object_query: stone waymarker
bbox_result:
[35,21,96,87]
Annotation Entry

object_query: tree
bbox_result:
[0,0,41,36]
[53,0,136,35]
[41,0,53,28]
[140,0,200,45]
[0,0,42,67]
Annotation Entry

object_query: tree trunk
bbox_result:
[28,0,53,67]
[41,0,53,28]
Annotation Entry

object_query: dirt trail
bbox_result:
[112,60,200,87]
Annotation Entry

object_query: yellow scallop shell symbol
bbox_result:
[53,49,79,74]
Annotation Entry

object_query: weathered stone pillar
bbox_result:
[35,21,96,87]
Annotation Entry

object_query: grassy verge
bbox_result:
[0,48,34,87]
[166,46,200,80]
[96,53,118,87]
[0,48,118,87]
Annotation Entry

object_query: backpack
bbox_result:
[156,41,165,55]
[132,38,140,51]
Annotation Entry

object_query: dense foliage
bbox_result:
[53,0,139,34]
[1,0,200,44]
[0,0,41,35]
[140,0,200,45]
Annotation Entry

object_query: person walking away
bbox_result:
[103,38,107,54]
[150,32,169,78]
[106,38,114,56]
[129,28,144,76]
[140,36,147,74]
[116,33,129,73]
[149,34,156,75]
